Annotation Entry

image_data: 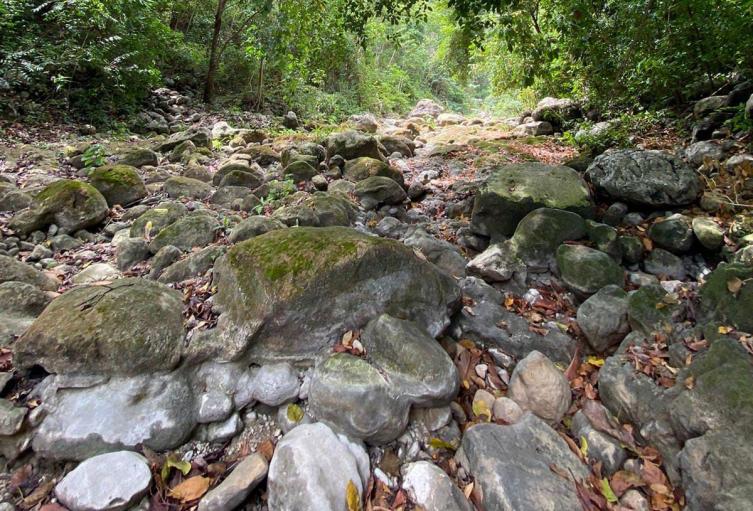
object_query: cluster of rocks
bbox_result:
[131,88,202,134]
[0,95,752,511]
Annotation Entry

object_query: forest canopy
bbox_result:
[1,0,752,122]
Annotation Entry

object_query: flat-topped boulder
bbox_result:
[213,226,460,362]
[586,149,700,207]
[15,278,184,375]
[326,130,383,161]
[9,179,108,235]
[89,164,147,207]
[470,163,593,240]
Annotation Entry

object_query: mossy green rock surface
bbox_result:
[213,226,460,362]
[129,201,187,238]
[0,254,58,291]
[9,179,108,235]
[556,244,623,295]
[471,163,594,240]
[148,212,218,253]
[89,164,147,207]
[326,130,383,161]
[15,278,184,375]
[699,263,753,332]
[509,208,586,270]
[343,157,404,186]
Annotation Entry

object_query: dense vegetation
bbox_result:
[1,0,752,123]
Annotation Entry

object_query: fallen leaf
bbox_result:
[610,470,645,496]
[600,478,618,503]
[580,436,589,458]
[727,276,743,296]
[428,437,457,451]
[161,454,191,482]
[472,399,492,421]
[718,325,733,335]
[169,476,210,502]
[586,355,604,367]
[346,480,361,511]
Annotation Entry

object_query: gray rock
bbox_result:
[403,228,466,278]
[197,413,242,442]
[685,140,726,167]
[692,217,724,250]
[0,254,58,290]
[326,130,383,161]
[89,165,147,207]
[72,263,120,285]
[401,461,472,511]
[586,150,700,207]
[648,214,693,253]
[354,176,407,209]
[213,226,460,362]
[282,111,299,129]
[309,315,457,443]
[34,373,196,460]
[570,408,627,475]
[149,245,183,279]
[55,451,151,511]
[409,99,444,118]
[0,280,52,343]
[116,148,159,168]
[458,414,589,511]
[576,285,630,352]
[556,244,624,295]
[512,121,553,136]
[0,399,27,436]
[492,397,523,424]
[197,392,234,423]
[251,363,300,406]
[156,127,211,152]
[158,245,226,284]
[268,423,370,511]
[452,277,576,365]
[164,176,213,200]
[471,164,593,240]
[198,454,268,511]
[148,212,218,253]
[644,248,686,280]
[228,216,286,243]
[15,278,184,375]
[508,351,571,424]
[116,237,149,270]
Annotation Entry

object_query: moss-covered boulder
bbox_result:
[699,263,753,332]
[15,278,184,375]
[9,179,108,235]
[669,339,753,509]
[343,157,404,186]
[213,226,461,362]
[556,244,624,295]
[470,163,594,240]
[238,145,280,166]
[212,162,263,188]
[129,201,187,238]
[148,212,218,253]
[164,176,213,200]
[283,160,318,182]
[89,165,147,207]
[326,131,383,161]
[0,255,58,291]
[218,169,264,189]
[281,142,325,168]
[509,208,586,271]
[156,127,211,152]
[271,192,356,227]
[627,284,680,335]
[115,148,159,168]
[354,176,407,209]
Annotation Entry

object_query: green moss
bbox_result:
[700,263,753,331]
[90,165,141,186]
[227,226,385,299]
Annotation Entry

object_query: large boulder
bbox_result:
[343,157,403,186]
[699,263,753,332]
[89,164,147,207]
[470,163,593,240]
[309,315,458,443]
[576,285,630,352]
[213,227,460,362]
[164,176,213,200]
[9,180,108,235]
[156,127,211,152]
[0,281,52,344]
[148,212,218,253]
[586,150,700,207]
[33,372,196,460]
[268,422,370,511]
[354,176,407,209]
[458,414,589,511]
[326,131,383,161]
[14,279,184,375]
[531,97,580,127]
[409,99,444,118]
[129,201,187,238]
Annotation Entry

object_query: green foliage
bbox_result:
[81,144,107,172]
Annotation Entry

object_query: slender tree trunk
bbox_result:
[256,57,265,111]
[204,0,228,104]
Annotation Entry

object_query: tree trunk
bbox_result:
[204,0,227,104]
[256,57,265,111]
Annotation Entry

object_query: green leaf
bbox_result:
[428,437,457,451]
[600,477,618,504]
[286,403,304,423]
[161,454,191,481]
[580,436,588,458]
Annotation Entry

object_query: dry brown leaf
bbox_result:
[169,476,211,502]
[727,277,743,296]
